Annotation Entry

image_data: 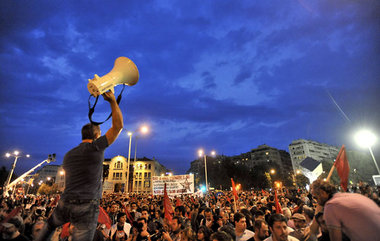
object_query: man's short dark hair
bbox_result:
[219,226,235,240]
[210,231,233,241]
[137,217,147,223]
[175,205,186,216]
[233,212,245,223]
[254,219,267,230]
[81,123,99,140]
[268,214,287,228]
[117,212,126,221]
[204,207,212,213]
[172,216,183,227]
[255,210,265,217]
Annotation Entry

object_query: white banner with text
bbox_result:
[152,174,194,195]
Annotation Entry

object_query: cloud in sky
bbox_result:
[0,0,379,174]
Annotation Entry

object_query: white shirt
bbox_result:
[264,235,299,241]
[236,229,255,241]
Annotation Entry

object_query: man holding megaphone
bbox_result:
[36,91,124,241]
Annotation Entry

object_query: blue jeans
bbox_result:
[36,199,100,241]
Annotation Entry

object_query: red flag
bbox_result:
[98,206,112,229]
[334,145,350,191]
[231,178,238,200]
[164,183,174,221]
[176,197,182,207]
[1,207,22,223]
[60,222,70,238]
[122,204,134,224]
[274,190,283,214]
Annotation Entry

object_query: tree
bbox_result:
[37,183,59,195]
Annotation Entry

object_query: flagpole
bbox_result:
[326,163,335,182]
[233,195,237,213]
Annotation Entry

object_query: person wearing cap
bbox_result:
[1,217,30,240]
[289,213,308,241]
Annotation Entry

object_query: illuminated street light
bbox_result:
[126,125,150,194]
[3,151,30,197]
[270,169,276,175]
[60,171,65,176]
[198,149,216,193]
[355,130,379,175]
[141,125,149,134]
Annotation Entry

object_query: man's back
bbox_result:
[324,192,380,241]
[62,135,108,200]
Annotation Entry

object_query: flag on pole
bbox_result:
[164,183,174,221]
[274,190,283,214]
[231,178,238,200]
[122,204,134,224]
[334,145,350,191]
[98,206,112,229]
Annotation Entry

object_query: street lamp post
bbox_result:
[4,151,30,197]
[126,132,132,193]
[127,125,149,194]
[292,170,301,187]
[355,130,379,175]
[198,149,216,193]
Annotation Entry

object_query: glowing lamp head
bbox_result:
[14,151,19,156]
[141,126,149,134]
[355,130,377,148]
[198,149,204,157]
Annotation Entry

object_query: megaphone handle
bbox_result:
[88,85,125,125]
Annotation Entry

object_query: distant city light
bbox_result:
[200,185,207,193]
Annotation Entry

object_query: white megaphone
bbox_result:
[87,57,139,97]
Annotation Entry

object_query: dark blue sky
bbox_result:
[1,0,379,175]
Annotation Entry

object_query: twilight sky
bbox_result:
[1,0,379,175]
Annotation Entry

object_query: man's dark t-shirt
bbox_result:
[61,135,108,200]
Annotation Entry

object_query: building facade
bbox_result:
[249,144,292,170]
[288,139,339,171]
[103,156,167,194]
[34,165,60,184]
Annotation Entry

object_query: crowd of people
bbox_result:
[2,92,379,241]
[0,181,379,241]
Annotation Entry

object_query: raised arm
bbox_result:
[102,91,124,145]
